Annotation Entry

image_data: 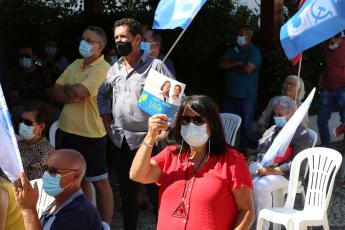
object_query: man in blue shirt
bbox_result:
[219,25,262,152]
[13,149,104,230]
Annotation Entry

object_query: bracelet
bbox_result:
[142,140,154,148]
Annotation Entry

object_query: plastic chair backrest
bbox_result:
[220,113,241,146]
[49,120,58,148]
[285,147,342,214]
[30,178,55,218]
[307,128,318,147]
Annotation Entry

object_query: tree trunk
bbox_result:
[84,0,104,24]
[259,0,284,49]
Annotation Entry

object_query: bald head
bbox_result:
[47,149,86,177]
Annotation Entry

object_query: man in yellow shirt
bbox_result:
[51,26,113,227]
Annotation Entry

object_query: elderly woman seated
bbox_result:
[18,101,54,180]
[251,96,312,230]
[257,75,309,132]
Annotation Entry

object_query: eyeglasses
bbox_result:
[83,38,101,44]
[181,116,206,126]
[45,166,79,176]
[286,82,297,87]
[20,119,37,127]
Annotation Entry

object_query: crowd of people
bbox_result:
[0,16,344,230]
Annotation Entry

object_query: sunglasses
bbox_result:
[45,166,79,176]
[181,116,206,126]
[20,119,36,127]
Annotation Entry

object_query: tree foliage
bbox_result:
[2,0,323,113]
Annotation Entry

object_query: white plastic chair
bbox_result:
[49,120,58,148]
[220,113,241,146]
[307,128,318,149]
[271,128,318,230]
[257,147,342,230]
[30,178,55,218]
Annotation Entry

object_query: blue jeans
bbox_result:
[223,97,257,150]
[317,88,345,147]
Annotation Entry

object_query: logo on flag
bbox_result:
[287,0,337,38]
[280,0,345,60]
[153,0,207,30]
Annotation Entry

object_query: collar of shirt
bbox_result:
[117,52,149,70]
[80,55,105,71]
[41,189,83,228]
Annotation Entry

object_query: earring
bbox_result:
[205,138,210,162]
[178,140,187,166]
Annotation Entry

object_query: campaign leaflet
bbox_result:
[138,69,186,123]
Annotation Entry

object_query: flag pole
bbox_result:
[163,28,188,62]
[163,6,203,62]
[295,57,303,105]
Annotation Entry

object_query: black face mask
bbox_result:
[116,41,132,57]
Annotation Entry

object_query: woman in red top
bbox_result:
[130,95,255,230]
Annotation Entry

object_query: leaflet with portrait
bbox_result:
[137,69,186,123]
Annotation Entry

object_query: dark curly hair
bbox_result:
[114,18,143,36]
[22,101,53,134]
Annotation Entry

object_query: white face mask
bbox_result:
[19,57,32,69]
[180,123,209,147]
[19,122,35,140]
[329,43,339,50]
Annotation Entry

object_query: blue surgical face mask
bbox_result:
[274,116,287,128]
[42,171,72,197]
[237,36,246,47]
[140,42,152,54]
[110,55,118,65]
[45,46,57,56]
[79,40,93,58]
[329,43,339,50]
[19,122,35,140]
[19,57,32,69]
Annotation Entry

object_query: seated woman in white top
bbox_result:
[252,96,312,230]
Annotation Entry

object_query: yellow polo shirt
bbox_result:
[0,181,24,230]
[56,55,110,138]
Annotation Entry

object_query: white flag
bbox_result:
[0,84,23,182]
[261,87,316,166]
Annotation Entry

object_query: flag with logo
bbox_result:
[153,0,207,30]
[0,84,23,182]
[280,0,345,60]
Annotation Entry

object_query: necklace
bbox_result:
[172,151,208,218]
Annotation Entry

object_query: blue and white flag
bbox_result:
[153,0,207,30]
[280,0,345,60]
[0,84,23,182]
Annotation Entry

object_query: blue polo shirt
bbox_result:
[223,44,262,98]
[40,190,102,230]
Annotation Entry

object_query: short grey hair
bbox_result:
[274,96,297,114]
[281,75,305,101]
[84,26,107,46]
